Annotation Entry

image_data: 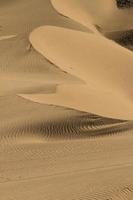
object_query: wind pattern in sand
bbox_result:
[0,0,133,199]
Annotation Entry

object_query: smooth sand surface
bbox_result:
[20,84,133,120]
[1,0,133,199]
[26,26,133,119]
[29,26,133,92]
[51,0,133,31]
[0,35,17,41]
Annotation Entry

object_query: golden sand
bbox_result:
[0,0,133,199]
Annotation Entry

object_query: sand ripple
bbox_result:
[0,0,133,199]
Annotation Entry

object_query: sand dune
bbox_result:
[51,0,133,31]
[0,0,133,199]
[20,84,133,120]
[29,26,133,92]
[28,26,133,119]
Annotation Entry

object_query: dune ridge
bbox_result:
[51,0,133,31]
[27,0,133,120]
[0,0,133,199]
[28,25,133,119]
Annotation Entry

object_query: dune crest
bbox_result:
[28,26,133,119]
[1,0,133,199]
[29,26,133,91]
[20,83,133,120]
[51,0,133,32]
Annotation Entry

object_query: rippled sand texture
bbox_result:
[1,0,133,200]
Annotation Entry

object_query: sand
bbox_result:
[0,35,17,41]
[51,0,133,31]
[0,0,133,199]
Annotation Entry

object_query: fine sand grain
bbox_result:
[0,0,133,199]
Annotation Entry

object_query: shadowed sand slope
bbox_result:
[0,95,132,146]
[1,96,133,200]
[105,29,133,51]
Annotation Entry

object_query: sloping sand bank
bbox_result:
[51,0,133,31]
[0,0,133,199]
[20,83,133,120]
[27,26,133,119]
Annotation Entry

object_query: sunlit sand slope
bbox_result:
[20,84,133,120]
[51,0,133,31]
[0,0,133,199]
[29,26,133,119]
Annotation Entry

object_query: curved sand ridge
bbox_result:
[29,26,133,91]
[20,84,133,120]
[51,0,133,32]
[51,0,133,50]
[1,1,133,199]
[28,26,133,119]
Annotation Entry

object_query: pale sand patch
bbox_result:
[0,35,16,41]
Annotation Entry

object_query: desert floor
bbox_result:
[0,0,133,199]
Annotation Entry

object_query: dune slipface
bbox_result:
[1,0,133,200]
